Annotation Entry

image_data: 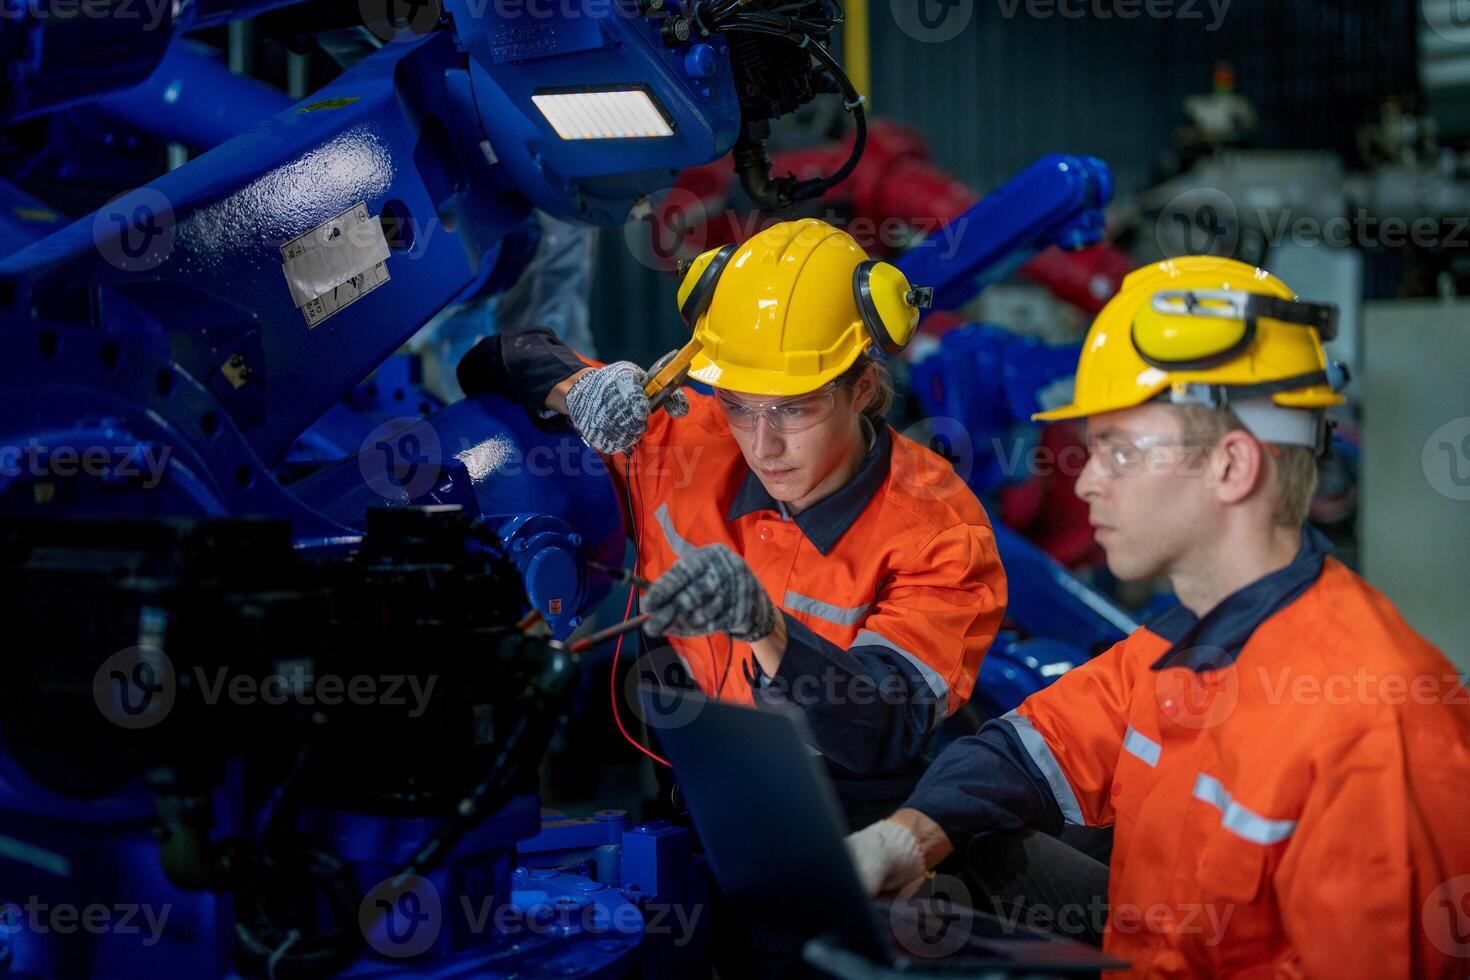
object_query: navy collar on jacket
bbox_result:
[1147,524,1333,672]
[726,421,892,556]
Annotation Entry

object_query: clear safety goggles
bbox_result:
[715,383,839,434]
[1085,433,1208,477]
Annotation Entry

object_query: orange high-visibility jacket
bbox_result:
[907,526,1470,977]
[459,328,1007,784]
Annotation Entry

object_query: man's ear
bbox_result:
[1208,429,1269,506]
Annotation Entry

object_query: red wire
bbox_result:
[610,450,671,768]
[610,579,670,768]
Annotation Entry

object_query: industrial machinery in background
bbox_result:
[0,1,876,976]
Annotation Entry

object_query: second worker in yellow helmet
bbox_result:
[457,218,1007,828]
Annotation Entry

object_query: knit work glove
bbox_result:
[564,359,688,455]
[643,544,776,643]
[845,819,926,898]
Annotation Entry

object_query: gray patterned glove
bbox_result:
[643,544,776,642]
[563,358,688,455]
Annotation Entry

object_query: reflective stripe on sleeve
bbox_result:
[852,629,948,730]
[1001,710,1084,825]
[853,629,949,705]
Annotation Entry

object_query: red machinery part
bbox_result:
[652,120,1129,314]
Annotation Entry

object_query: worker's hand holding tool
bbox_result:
[643,544,776,643]
[844,819,926,898]
[564,356,689,455]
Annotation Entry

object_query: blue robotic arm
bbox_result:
[0,5,755,625]
[896,152,1114,313]
[1,10,740,457]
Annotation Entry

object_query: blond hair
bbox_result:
[837,354,894,425]
[1173,403,1318,527]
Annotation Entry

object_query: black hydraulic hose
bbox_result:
[718,19,869,207]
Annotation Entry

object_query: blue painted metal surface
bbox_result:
[92,40,293,149]
[518,811,710,979]
[447,0,741,223]
[0,0,304,122]
[286,354,446,466]
[0,761,244,977]
[896,153,1114,314]
[4,33,521,467]
[992,522,1137,654]
[1,11,738,464]
[286,395,625,633]
[911,321,1082,496]
[0,178,66,256]
[973,632,1086,717]
[0,0,727,565]
[292,794,642,976]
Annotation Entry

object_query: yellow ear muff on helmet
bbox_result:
[853,259,931,356]
[678,238,933,359]
[1132,288,1340,372]
[676,244,737,328]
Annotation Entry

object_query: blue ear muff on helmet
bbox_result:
[853,259,931,356]
[677,244,737,328]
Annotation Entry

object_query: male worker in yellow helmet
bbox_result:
[845,256,1470,976]
[458,218,1007,827]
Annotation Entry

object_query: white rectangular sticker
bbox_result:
[281,202,392,327]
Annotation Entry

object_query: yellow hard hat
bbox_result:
[676,219,932,397]
[1034,256,1348,429]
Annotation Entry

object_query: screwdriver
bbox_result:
[551,613,652,654]
[586,560,654,591]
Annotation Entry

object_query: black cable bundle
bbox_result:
[693,0,868,208]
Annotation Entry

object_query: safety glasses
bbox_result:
[1133,289,1339,371]
[715,383,839,434]
[1085,433,1208,477]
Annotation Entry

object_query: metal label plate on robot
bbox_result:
[280,201,392,327]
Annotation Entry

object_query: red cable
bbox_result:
[610,451,671,768]
[610,580,670,768]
